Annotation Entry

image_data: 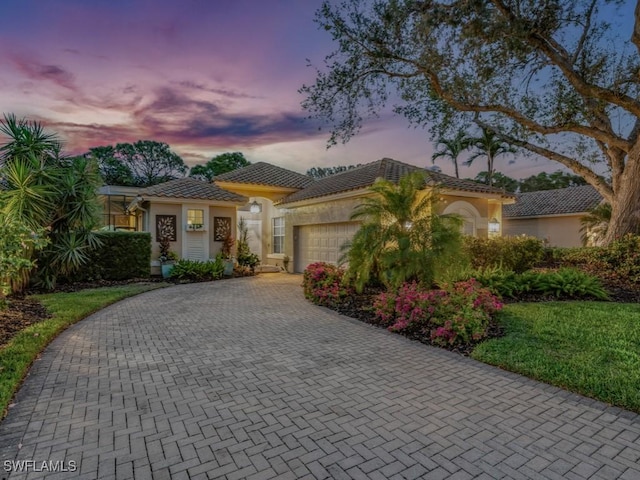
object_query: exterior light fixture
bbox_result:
[488,217,500,234]
[249,201,262,214]
[403,220,413,230]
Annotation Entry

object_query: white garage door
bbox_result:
[295,222,360,273]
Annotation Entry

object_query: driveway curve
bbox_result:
[1,274,639,480]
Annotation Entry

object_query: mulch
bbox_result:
[0,298,51,348]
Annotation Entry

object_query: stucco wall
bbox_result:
[209,206,238,258]
[149,203,182,261]
[503,215,584,247]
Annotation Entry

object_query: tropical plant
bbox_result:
[236,218,260,272]
[169,258,224,282]
[303,262,353,307]
[580,203,611,246]
[0,115,103,289]
[341,171,464,292]
[432,129,472,179]
[0,215,48,299]
[465,128,516,187]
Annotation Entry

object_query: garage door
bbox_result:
[295,222,360,273]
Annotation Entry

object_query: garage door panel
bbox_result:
[295,222,359,273]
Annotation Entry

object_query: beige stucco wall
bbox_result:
[503,215,584,247]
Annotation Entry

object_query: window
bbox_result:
[272,217,284,254]
[187,209,204,229]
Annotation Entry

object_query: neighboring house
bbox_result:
[216,158,515,273]
[503,185,603,247]
[100,178,247,274]
[100,158,516,274]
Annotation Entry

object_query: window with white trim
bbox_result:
[272,217,284,254]
[187,209,204,229]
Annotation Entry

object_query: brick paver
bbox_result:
[1,274,639,479]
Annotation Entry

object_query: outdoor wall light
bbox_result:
[403,220,413,230]
[488,217,500,233]
[249,201,262,214]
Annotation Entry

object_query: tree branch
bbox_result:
[475,119,613,203]
[491,0,640,117]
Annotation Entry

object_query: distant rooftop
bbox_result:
[142,178,247,203]
[503,185,602,218]
[279,158,512,205]
[215,162,315,189]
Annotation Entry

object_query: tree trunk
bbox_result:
[603,150,640,244]
[454,160,459,178]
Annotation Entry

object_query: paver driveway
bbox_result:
[1,274,639,480]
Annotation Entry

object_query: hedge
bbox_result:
[72,231,151,281]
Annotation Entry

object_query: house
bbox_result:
[100,158,516,274]
[100,178,247,274]
[216,158,516,273]
[502,185,603,247]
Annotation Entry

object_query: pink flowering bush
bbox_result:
[303,262,353,307]
[373,279,503,346]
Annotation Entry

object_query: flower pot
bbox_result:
[223,260,234,276]
[161,263,174,279]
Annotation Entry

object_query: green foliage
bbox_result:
[472,172,519,192]
[432,129,472,179]
[65,232,151,282]
[302,262,352,307]
[0,115,103,289]
[580,202,611,246]
[189,152,250,181]
[342,171,465,292]
[465,128,516,186]
[463,267,608,301]
[236,218,260,272]
[463,236,544,273]
[472,302,640,413]
[89,140,187,186]
[554,234,640,284]
[169,258,224,282]
[0,215,48,296]
[519,170,588,192]
[306,164,361,179]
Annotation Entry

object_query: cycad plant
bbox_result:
[341,171,465,292]
[0,114,103,289]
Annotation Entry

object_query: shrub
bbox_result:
[302,262,353,307]
[373,280,503,346]
[170,258,224,282]
[66,231,151,282]
[464,267,608,300]
[551,234,640,285]
[463,236,544,273]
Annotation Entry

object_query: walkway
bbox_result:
[1,274,639,479]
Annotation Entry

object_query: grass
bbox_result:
[473,302,640,412]
[0,283,167,417]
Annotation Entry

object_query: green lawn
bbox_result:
[0,283,167,417]
[473,302,640,412]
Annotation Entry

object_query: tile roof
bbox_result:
[214,162,315,189]
[503,185,602,218]
[279,158,511,205]
[141,178,247,202]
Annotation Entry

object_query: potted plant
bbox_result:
[158,235,178,278]
[220,233,235,276]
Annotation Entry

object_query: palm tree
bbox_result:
[340,171,464,292]
[431,129,472,178]
[580,203,611,246]
[465,128,516,186]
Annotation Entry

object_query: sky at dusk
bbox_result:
[0,0,616,179]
